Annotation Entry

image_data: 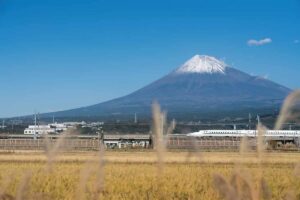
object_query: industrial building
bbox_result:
[103,134,151,149]
[24,123,72,135]
[24,125,56,135]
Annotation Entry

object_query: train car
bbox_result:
[187,130,300,138]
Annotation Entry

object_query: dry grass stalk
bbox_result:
[256,123,267,162]
[256,124,272,200]
[45,128,77,172]
[214,170,272,200]
[76,140,105,200]
[185,140,203,163]
[76,165,93,200]
[16,171,32,200]
[92,143,105,200]
[230,171,255,200]
[166,119,176,135]
[0,194,14,200]
[152,102,166,175]
[284,191,296,200]
[275,90,300,200]
[213,174,238,200]
[240,136,249,155]
[293,163,300,177]
[43,133,51,155]
[215,119,272,200]
[0,171,14,199]
[259,178,271,200]
[275,90,300,130]
[235,136,249,183]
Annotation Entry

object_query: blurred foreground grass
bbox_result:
[0,151,299,199]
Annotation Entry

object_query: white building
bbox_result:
[63,121,86,126]
[24,121,80,135]
[24,125,56,135]
[103,134,151,149]
[82,122,104,128]
[48,123,69,133]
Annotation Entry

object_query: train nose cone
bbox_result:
[187,132,197,137]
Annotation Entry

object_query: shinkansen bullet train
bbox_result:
[187,130,300,137]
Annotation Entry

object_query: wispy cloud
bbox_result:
[247,38,272,46]
[294,40,299,44]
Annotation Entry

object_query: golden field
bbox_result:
[0,151,299,200]
[0,151,300,164]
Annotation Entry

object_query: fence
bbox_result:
[0,139,101,151]
[0,137,259,151]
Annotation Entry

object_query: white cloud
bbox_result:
[294,40,299,44]
[247,38,272,46]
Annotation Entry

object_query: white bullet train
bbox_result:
[187,130,300,137]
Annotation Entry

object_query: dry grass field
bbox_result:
[0,151,300,164]
[0,151,299,200]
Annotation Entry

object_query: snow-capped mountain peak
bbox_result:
[175,55,227,74]
[44,54,291,119]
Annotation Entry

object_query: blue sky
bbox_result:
[0,0,299,117]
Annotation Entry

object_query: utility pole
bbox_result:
[34,112,37,135]
[37,112,40,127]
[248,113,252,130]
[34,113,37,127]
[11,120,14,133]
[256,115,260,125]
[171,119,176,130]
[134,113,138,124]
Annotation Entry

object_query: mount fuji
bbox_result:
[47,55,291,119]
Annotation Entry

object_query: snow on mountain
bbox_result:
[175,55,227,74]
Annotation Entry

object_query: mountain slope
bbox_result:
[48,55,291,118]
